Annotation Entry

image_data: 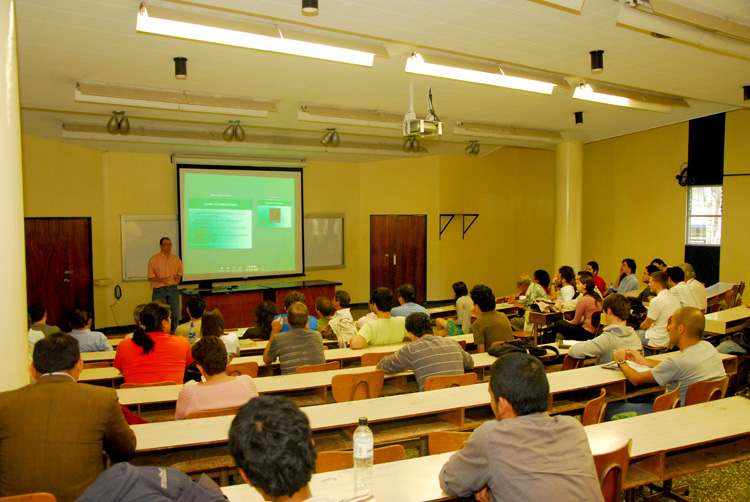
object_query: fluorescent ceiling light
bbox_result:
[405,52,563,95]
[136,3,383,67]
[172,154,305,168]
[530,0,584,14]
[76,81,277,117]
[298,104,402,129]
[572,83,689,113]
[632,0,750,43]
[454,121,562,143]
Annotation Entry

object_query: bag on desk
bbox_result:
[488,340,558,359]
[528,299,561,313]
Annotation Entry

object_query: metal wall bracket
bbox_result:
[440,214,479,240]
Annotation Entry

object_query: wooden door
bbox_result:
[25,218,94,330]
[370,215,427,305]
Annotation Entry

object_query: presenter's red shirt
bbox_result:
[113,332,193,384]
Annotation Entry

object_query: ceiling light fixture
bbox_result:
[299,104,403,129]
[574,111,584,124]
[223,121,245,141]
[136,3,384,67]
[320,128,340,147]
[174,57,187,79]
[405,52,564,95]
[572,82,688,113]
[465,140,480,155]
[106,111,130,135]
[454,121,562,143]
[403,136,420,153]
[590,50,604,73]
[302,0,318,15]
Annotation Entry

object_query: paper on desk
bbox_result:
[559,340,581,348]
[601,360,652,373]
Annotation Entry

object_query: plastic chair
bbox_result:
[427,431,473,455]
[562,355,585,371]
[593,438,632,502]
[171,455,238,486]
[651,382,681,413]
[592,311,604,335]
[331,369,384,402]
[0,493,57,502]
[119,381,178,389]
[315,444,406,473]
[581,388,607,426]
[186,406,240,419]
[226,361,259,378]
[423,372,477,391]
[295,361,340,374]
[361,352,395,367]
[684,376,729,406]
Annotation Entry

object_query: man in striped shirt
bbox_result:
[376,312,474,391]
[263,302,325,375]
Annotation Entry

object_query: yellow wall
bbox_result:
[722,109,750,284]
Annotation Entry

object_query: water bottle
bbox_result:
[188,322,196,343]
[609,282,615,294]
[353,417,374,495]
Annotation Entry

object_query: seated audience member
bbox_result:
[568,294,642,365]
[577,271,602,299]
[315,296,334,330]
[637,265,659,303]
[607,307,725,418]
[113,301,193,384]
[230,396,353,502]
[175,294,206,342]
[390,283,430,317]
[28,303,61,336]
[435,281,473,336]
[666,266,701,309]
[471,285,513,352]
[439,353,603,502]
[680,262,707,312]
[175,337,258,420]
[533,269,551,294]
[328,290,357,348]
[355,300,378,331]
[554,278,602,341]
[243,300,279,340]
[614,258,639,293]
[350,288,410,349]
[27,317,44,360]
[274,291,318,332]
[378,312,474,391]
[202,307,239,357]
[636,271,681,349]
[510,272,548,331]
[0,333,135,501]
[586,261,607,294]
[263,302,325,374]
[651,258,668,272]
[555,266,576,302]
[717,299,750,355]
[69,306,112,352]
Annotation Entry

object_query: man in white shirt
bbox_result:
[636,271,681,350]
[328,290,357,348]
[680,262,707,312]
[666,266,701,310]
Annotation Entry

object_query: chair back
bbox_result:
[561,355,585,371]
[315,445,406,473]
[592,310,604,335]
[423,372,477,391]
[592,438,632,502]
[581,388,607,426]
[361,352,395,367]
[226,361,259,378]
[684,376,729,406]
[83,361,111,369]
[119,381,178,389]
[726,283,741,309]
[0,493,57,502]
[331,369,384,402]
[186,406,240,419]
[427,431,473,455]
[652,382,681,413]
[295,361,340,374]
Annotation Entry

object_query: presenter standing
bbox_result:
[148,237,183,331]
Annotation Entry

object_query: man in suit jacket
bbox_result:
[0,333,136,502]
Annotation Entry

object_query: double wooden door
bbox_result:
[370,215,427,305]
[25,218,94,329]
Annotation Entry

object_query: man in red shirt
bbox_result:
[147,237,183,331]
[586,260,607,294]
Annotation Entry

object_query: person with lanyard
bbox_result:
[147,237,183,331]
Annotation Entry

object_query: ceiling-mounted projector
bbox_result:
[403,84,442,137]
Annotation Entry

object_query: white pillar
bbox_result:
[0,0,31,390]
[554,141,583,270]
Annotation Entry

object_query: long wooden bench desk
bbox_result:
[428,302,517,319]
[704,304,750,337]
[220,396,750,502]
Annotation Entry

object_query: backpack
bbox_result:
[487,340,558,360]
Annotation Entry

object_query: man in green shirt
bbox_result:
[350,287,410,349]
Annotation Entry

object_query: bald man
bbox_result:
[606,307,725,419]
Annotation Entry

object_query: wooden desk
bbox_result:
[428,303,517,319]
[704,304,750,336]
[527,310,574,345]
[706,282,735,306]
[82,350,116,362]
[221,397,750,502]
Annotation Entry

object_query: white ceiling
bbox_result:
[15,0,750,162]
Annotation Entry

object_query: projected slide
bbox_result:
[178,167,303,282]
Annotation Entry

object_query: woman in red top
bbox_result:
[553,278,602,342]
[113,301,192,384]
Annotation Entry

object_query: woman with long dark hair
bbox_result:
[553,278,602,341]
[435,281,473,336]
[113,301,192,384]
[242,301,279,340]
[201,307,239,357]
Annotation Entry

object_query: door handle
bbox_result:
[393,254,396,266]
[64,270,73,274]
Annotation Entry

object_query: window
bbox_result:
[686,186,722,245]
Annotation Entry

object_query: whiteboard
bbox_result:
[304,214,345,269]
[121,215,180,281]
